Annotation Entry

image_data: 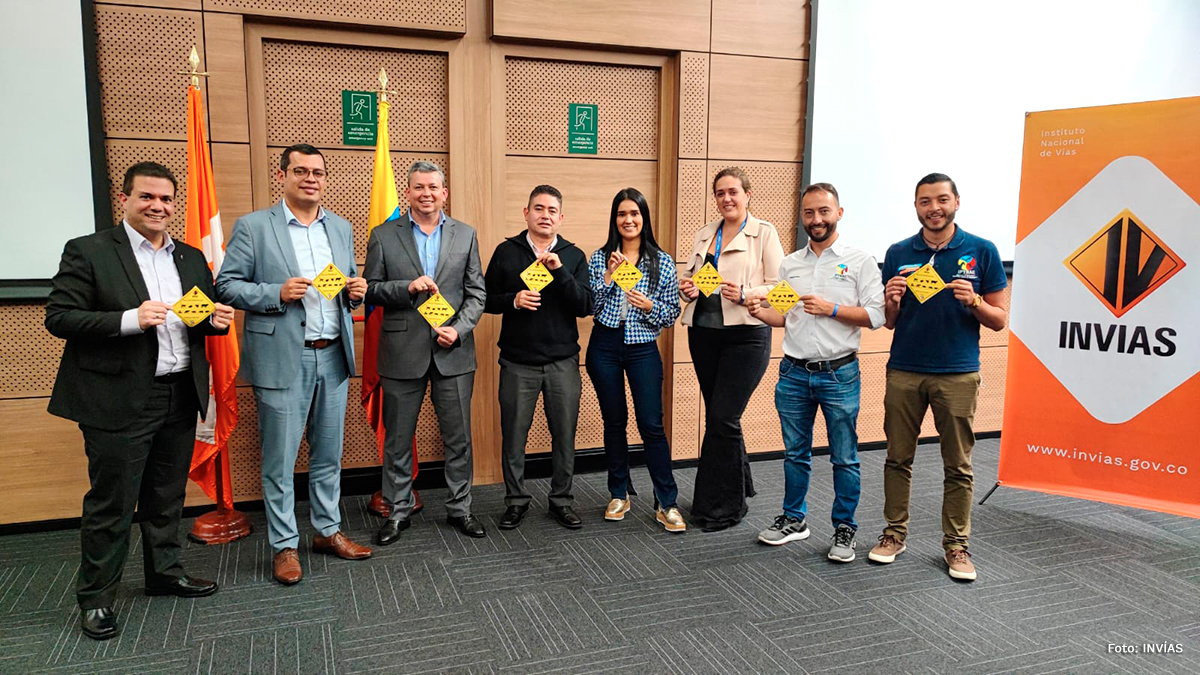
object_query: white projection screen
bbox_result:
[0,0,100,284]
[806,0,1200,261]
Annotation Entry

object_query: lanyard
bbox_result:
[712,216,747,268]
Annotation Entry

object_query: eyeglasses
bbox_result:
[289,167,328,179]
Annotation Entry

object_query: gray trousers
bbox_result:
[499,355,581,508]
[381,363,475,520]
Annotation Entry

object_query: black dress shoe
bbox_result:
[377,518,411,546]
[498,505,528,530]
[145,575,218,598]
[81,607,118,641]
[550,505,583,529]
[447,514,487,538]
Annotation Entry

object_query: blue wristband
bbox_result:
[832,303,839,317]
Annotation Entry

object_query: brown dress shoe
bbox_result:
[273,548,302,585]
[312,531,372,560]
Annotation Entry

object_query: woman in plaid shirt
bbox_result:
[585,188,685,533]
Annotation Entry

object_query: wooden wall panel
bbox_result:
[203,0,466,33]
[492,0,710,53]
[262,41,448,151]
[678,52,709,159]
[94,5,204,140]
[210,142,254,231]
[0,303,64,399]
[675,160,708,261]
[502,156,658,261]
[109,0,199,8]
[0,399,87,525]
[671,363,701,460]
[203,11,249,143]
[707,55,807,162]
[504,58,660,159]
[711,0,811,60]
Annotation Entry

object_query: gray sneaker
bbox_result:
[827,524,856,562]
[757,515,809,546]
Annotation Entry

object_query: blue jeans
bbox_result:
[775,357,862,530]
[585,325,678,509]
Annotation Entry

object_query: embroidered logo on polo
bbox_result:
[1010,155,1197,424]
[832,263,851,281]
[955,255,978,280]
[1064,208,1184,318]
[897,263,922,276]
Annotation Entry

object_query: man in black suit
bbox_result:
[45,162,234,641]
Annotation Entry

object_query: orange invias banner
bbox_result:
[999,96,1200,518]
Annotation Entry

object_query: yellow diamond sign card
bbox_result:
[766,280,801,314]
[905,263,946,303]
[418,292,455,328]
[692,262,723,297]
[172,286,215,327]
[312,263,347,301]
[520,261,554,292]
[612,260,643,291]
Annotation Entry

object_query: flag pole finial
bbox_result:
[178,45,210,88]
[375,67,396,104]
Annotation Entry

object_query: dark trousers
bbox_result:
[499,355,581,508]
[77,376,197,609]
[585,325,678,509]
[688,326,771,530]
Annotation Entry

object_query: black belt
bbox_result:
[154,369,191,385]
[304,337,341,349]
[784,353,857,372]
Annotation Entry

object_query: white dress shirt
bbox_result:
[282,200,341,342]
[118,222,191,376]
[779,237,885,361]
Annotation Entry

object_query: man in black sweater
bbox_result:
[484,185,594,529]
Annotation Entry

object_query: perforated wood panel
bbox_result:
[94,5,203,139]
[679,52,709,159]
[522,366,638,454]
[105,140,190,242]
[675,160,708,260]
[671,363,701,460]
[706,161,802,255]
[266,149,449,261]
[207,0,465,32]
[0,304,65,399]
[505,58,660,158]
[262,41,448,151]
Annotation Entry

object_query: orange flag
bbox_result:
[184,84,240,508]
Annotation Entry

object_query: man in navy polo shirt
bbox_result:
[868,173,1008,581]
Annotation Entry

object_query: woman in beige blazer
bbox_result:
[679,167,784,530]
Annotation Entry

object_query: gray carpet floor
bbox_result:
[2,438,1199,674]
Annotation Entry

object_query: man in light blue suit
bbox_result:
[217,144,373,585]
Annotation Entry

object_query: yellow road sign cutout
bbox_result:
[172,286,215,327]
[767,280,801,314]
[520,261,554,292]
[692,262,723,297]
[312,263,348,300]
[612,260,643,291]
[906,263,946,303]
[418,292,456,328]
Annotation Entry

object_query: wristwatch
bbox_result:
[971,293,983,308]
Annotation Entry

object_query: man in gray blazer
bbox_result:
[365,161,487,544]
[217,144,372,585]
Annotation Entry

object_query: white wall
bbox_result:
[808,0,1200,260]
[0,0,98,280]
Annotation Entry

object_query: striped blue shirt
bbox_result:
[589,248,681,344]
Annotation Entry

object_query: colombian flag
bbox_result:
[361,98,410,467]
[184,84,240,508]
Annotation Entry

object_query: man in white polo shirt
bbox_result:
[748,182,884,561]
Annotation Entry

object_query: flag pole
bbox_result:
[177,46,251,544]
[365,67,423,519]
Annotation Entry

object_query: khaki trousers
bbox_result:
[882,369,981,551]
